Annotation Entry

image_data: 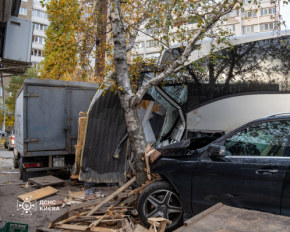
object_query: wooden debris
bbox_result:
[133,224,150,232]
[45,177,172,232]
[87,176,136,216]
[148,218,172,232]
[27,175,65,187]
[18,186,59,201]
[56,224,116,231]
[149,149,161,164]
[57,192,87,202]
[71,115,87,178]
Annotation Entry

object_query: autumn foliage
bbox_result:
[40,0,80,80]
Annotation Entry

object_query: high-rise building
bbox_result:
[132,0,280,60]
[18,0,49,69]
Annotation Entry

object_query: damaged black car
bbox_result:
[137,115,290,231]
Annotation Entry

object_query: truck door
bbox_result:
[26,86,66,151]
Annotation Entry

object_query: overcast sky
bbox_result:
[280,2,290,30]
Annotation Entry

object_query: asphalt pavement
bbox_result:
[0,147,13,159]
[0,147,13,166]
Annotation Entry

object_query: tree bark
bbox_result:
[110,0,147,186]
[95,0,108,79]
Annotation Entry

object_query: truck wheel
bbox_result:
[13,158,19,169]
[19,157,23,180]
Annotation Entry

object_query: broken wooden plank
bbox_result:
[55,211,88,226]
[48,211,69,228]
[144,151,152,180]
[69,198,103,214]
[55,224,117,232]
[57,193,87,201]
[88,213,107,230]
[18,186,59,202]
[28,175,65,187]
[87,177,136,216]
[149,149,161,163]
[133,224,150,232]
[37,228,63,232]
[128,178,157,197]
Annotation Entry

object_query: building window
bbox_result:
[32,10,47,19]
[225,10,239,18]
[243,10,257,18]
[19,7,27,15]
[33,36,45,44]
[22,0,28,2]
[33,0,42,4]
[31,49,43,57]
[260,22,277,31]
[9,92,12,97]
[260,7,276,16]
[135,42,144,48]
[33,23,48,31]
[146,40,158,48]
[242,24,258,34]
[224,24,235,32]
[145,53,160,59]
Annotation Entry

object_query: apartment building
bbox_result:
[132,0,280,60]
[18,0,49,69]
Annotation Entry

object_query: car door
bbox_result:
[191,119,290,216]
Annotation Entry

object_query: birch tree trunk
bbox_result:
[110,0,147,186]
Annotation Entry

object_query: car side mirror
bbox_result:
[208,144,226,158]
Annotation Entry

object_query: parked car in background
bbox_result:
[4,130,14,151]
[138,113,290,231]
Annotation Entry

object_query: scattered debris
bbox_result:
[95,190,105,199]
[147,218,172,232]
[18,186,59,201]
[38,175,165,232]
[86,188,98,195]
[27,175,65,187]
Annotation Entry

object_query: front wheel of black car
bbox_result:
[137,181,183,232]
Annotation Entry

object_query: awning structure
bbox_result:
[0,0,31,76]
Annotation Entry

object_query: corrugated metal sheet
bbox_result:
[79,90,128,183]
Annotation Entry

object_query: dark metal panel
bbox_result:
[79,90,127,183]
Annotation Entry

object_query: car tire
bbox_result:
[19,156,23,180]
[4,142,7,149]
[137,181,183,232]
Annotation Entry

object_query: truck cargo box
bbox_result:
[14,78,98,181]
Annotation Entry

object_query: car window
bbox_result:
[225,120,290,157]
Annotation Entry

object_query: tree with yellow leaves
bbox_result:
[40,0,81,80]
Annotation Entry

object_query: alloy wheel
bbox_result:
[143,190,182,224]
